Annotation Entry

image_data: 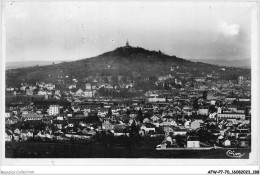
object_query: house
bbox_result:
[187,140,200,148]
[53,120,67,130]
[68,84,77,89]
[56,116,64,120]
[67,123,74,128]
[163,126,187,136]
[38,90,47,96]
[45,83,55,90]
[113,124,129,137]
[6,87,14,91]
[5,111,13,118]
[6,118,18,125]
[36,131,46,138]
[14,128,21,134]
[102,120,114,131]
[172,127,187,136]
[85,83,92,90]
[151,115,160,123]
[187,136,200,147]
[184,120,191,128]
[163,126,174,135]
[198,107,209,115]
[54,90,61,100]
[20,86,27,91]
[21,110,29,117]
[222,139,231,147]
[13,134,20,142]
[102,84,113,90]
[20,129,29,141]
[140,123,156,135]
[27,130,34,138]
[76,89,84,96]
[5,130,13,141]
[26,89,34,96]
[194,77,206,82]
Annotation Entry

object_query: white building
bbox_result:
[38,90,47,96]
[5,112,12,118]
[238,76,244,85]
[85,83,92,90]
[217,113,245,120]
[45,84,55,90]
[68,84,77,89]
[48,105,60,116]
[148,97,166,103]
[198,108,209,115]
[75,89,84,96]
[83,90,95,98]
[187,141,200,148]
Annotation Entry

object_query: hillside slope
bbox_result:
[6,46,250,87]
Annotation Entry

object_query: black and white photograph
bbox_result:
[1,0,259,174]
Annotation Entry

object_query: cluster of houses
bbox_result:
[5,94,251,149]
[5,73,251,148]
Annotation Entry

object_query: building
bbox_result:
[5,111,13,118]
[217,113,246,120]
[78,102,103,111]
[76,89,84,96]
[187,141,200,148]
[22,113,43,121]
[148,97,166,103]
[48,105,60,116]
[5,132,12,142]
[38,90,47,96]
[26,89,33,96]
[238,76,244,85]
[85,83,92,90]
[126,39,130,47]
[83,90,95,98]
[102,120,114,131]
[198,107,209,115]
[45,84,55,90]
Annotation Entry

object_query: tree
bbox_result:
[193,98,199,109]
[126,109,131,116]
[209,105,216,113]
[175,84,182,89]
[203,91,208,100]
[137,108,143,122]
[121,76,128,83]
[104,77,109,84]
[107,107,112,117]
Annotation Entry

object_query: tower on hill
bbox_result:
[126,39,130,47]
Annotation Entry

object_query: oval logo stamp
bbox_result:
[226,150,245,158]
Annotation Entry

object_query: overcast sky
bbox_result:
[5,1,253,62]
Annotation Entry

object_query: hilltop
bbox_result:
[6,45,250,87]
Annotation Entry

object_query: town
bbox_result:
[5,60,251,158]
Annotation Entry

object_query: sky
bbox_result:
[4,1,253,62]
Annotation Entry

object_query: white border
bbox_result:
[0,0,259,174]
